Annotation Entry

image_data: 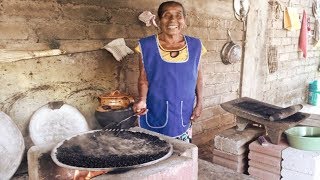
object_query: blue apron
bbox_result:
[138,35,201,137]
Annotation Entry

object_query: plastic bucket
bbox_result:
[308,80,320,106]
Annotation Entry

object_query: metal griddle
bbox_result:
[51,129,173,172]
[220,97,310,144]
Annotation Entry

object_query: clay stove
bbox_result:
[27,127,198,180]
[220,97,310,144]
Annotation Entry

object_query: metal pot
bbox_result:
[98,90,134,110]
[221,30,242,65]
[95,106,136,128]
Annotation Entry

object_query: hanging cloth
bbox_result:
[299,10,308,58]
[283,7,301,31]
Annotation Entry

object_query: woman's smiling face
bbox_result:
[159,5,186,36]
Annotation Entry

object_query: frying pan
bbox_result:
[51,129,173,171]
[221,30,242,65]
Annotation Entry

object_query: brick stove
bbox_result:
[27,127,198,180]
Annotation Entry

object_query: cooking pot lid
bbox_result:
[29,102,90,146]
[0,112,25,180]
[51,129,173,171]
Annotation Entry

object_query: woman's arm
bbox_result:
[133,57,148,114]
[191,64,203,121]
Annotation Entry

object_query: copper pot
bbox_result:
[97,90,134,110]
[221,30,242,65]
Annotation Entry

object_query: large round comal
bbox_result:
[51,129,173,172]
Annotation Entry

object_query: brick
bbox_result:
[282,147,320,176]
[201,116,222,130]
[127,25,155,39]
[208,17,223,29]
[214,84,231,95]
[57,0,133,9]
[281,168,318,180]
[89,24,127,39]
[249,140,288,158]
[225,72,240,83]
[213,148,247,162]
[203,95,221,108]
[185,27,208,40]
[214,127,264,155]
[36,21,86,40]
[3,0,59,19]
[186,13,209,27]
[109,9,140,25]
[248,151,282,167]
[193,123,235,145]
[0,22,29,40]
[204,73,225,85]
[208,29,228,40]
[198,107,216,121]
[213,63,233,73]
[192,123,202,134]
[61,5,109,21]
[203,85,215,97]
[249,160,281,174]
[248,166,281,180]
[212,155,247,173]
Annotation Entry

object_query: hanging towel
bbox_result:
[138,11,158,27]
[102,38,134,61]
[284,7,301,31]
[299,10,308,58]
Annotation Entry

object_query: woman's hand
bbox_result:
[191,104,202,122]
[133,100,148,115]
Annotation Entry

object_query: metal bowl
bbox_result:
[285,126,320,151]
[221,41,241,65]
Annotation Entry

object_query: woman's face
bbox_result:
[159,5,186,36]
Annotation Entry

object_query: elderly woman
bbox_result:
[134,1,207,143]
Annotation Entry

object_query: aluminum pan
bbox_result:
[0,112,25,179]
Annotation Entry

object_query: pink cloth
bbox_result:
[299,10,308,58]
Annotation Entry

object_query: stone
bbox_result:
[282,147,320,176]
[248,151,281,167]
[214,127,264,155]
[248,160,281,174]
[249,139,288,158]
[212,155,247,173]
[281,168,318,180]
[212,148,247,162]
[248,166,280,180]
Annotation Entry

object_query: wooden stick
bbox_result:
[0,41,105,63]
[0,49,63,63]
